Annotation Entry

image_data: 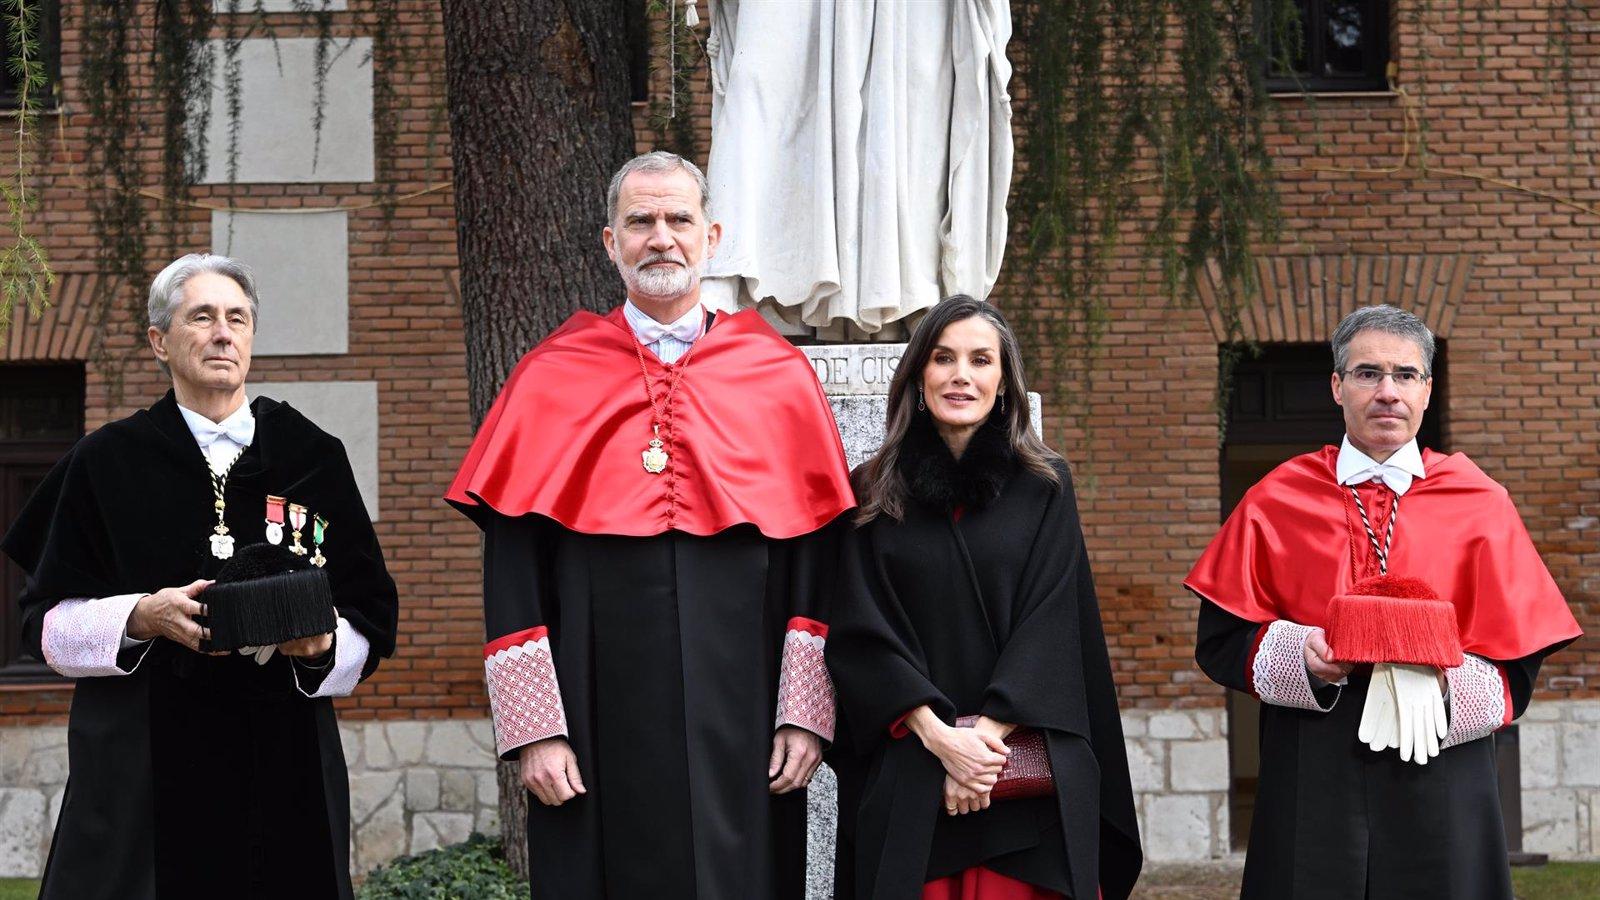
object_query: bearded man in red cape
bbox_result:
[1187,305,1581,900]
[447,152,854,899]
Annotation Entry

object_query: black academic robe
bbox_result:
[1,391,398,900]
[827,419,1142,900]
[1195,599,1564,900]
[482,514,839,900]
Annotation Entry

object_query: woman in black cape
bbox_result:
[827,296,1142,900]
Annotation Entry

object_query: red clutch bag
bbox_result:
[955,716,1054,800]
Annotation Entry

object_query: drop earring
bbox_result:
[1000,391,1006,414]
[917,387,926,411]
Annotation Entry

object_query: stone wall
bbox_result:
[0,720,504,879]
[1121,709,1231,862]
[1520,698,1600,860]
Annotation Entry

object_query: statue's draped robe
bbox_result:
[702,0,1014,332]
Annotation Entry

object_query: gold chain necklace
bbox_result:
[206,446,248,559]
[631,338,698,474]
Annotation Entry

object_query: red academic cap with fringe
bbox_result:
[1325,574,1464,668]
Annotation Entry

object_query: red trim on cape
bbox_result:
[1185,445,1581,661]
[786,616,828,639]
[484,625,548,659]
[446,307,854,538]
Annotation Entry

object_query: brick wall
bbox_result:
[0,1,1593,728]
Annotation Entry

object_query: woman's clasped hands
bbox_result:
[905,707,1011,816]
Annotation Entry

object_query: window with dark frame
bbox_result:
[1265,0,1390,94]
[0,0,61,110]
[0,364,83,683]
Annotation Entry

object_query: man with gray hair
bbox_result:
[448,151,854,899]
[1186,304,1580,898]
[3,253,398,899]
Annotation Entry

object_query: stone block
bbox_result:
[213,210,349,356]
[466,719,497,755]
[1119,712,1148,738]
[1149,712,1198,740]
[1523,702,1564,722]
[1171,739,1229,792]
[201,38,374,183]
[1143,793,1213,862]
[475,806,501,836]
[1568,701,1600,722]
[1561,724,1600,787]
[354,788,406,874]
[1520,723,1560,790]
[0,731,29,786]
[19,741,67,787]
[364,722,395,770]
[1125,738,1166,793]
[405,768,439,812]
[0,789,45,877]
[425,721,489,768]
[252,381,379,520]
[349,772,401,825]
[387,721,427,766]
[340,724,363,770]
[806,764,838,900]
[802,344,905,396]
[477,771,498,808]
[441,770,478,812]
[409,811,473,855]
[1523,789,1579,856]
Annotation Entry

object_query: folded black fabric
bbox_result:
[200,544,336,652]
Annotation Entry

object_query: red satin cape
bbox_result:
[446,306,854,538]
[1185,445,1581,661]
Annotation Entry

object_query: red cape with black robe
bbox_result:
[1186,445,1580,900]
[446,306,852,900]
[447,306,853,537]
[1186,445,1579,659]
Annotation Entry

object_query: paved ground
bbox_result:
[1132,861,1245,899]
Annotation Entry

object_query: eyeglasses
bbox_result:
[1336,367,1431,390]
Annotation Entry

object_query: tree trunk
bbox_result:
[440,0,636,879]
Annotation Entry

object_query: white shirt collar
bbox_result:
[177,399,256,455]
[1336,435,1426,496]
[622,299,706,346]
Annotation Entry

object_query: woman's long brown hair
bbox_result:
[856,295,1062,524]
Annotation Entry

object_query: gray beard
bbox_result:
[624,258,702,300]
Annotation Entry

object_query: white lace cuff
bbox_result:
[1441,654,1509,750]
[774,617,835,743]
[292,616,369,699]
[484,626,568,758]
[1251,620,1339,712]
[42,594,154,677]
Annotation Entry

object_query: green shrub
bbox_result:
[359,833,527,899]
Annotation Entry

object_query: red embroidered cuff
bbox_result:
[775,616,835,742]
[1441,654,1508,750]
[484,625,568,758]
[1250,621,1339,712]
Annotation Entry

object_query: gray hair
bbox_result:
[1331,304,1436,373]
[148,252,261,333]
[605,151,711,224]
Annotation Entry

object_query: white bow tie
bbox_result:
[193,417,255,450]
[1351,464,1413,495]
[632,312,703,346]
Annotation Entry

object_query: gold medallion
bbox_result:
[642,425,669,474]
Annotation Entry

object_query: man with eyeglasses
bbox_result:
[1185,305,1581,899]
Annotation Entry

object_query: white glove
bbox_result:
[1358,662,1400,752]
[238,645,276,665]
[1389,662,1448,765]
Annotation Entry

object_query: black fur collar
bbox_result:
[899,412,1015,510]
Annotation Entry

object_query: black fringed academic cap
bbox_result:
[200,543,337,652]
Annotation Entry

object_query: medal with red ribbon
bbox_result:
[264,495,286,545]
